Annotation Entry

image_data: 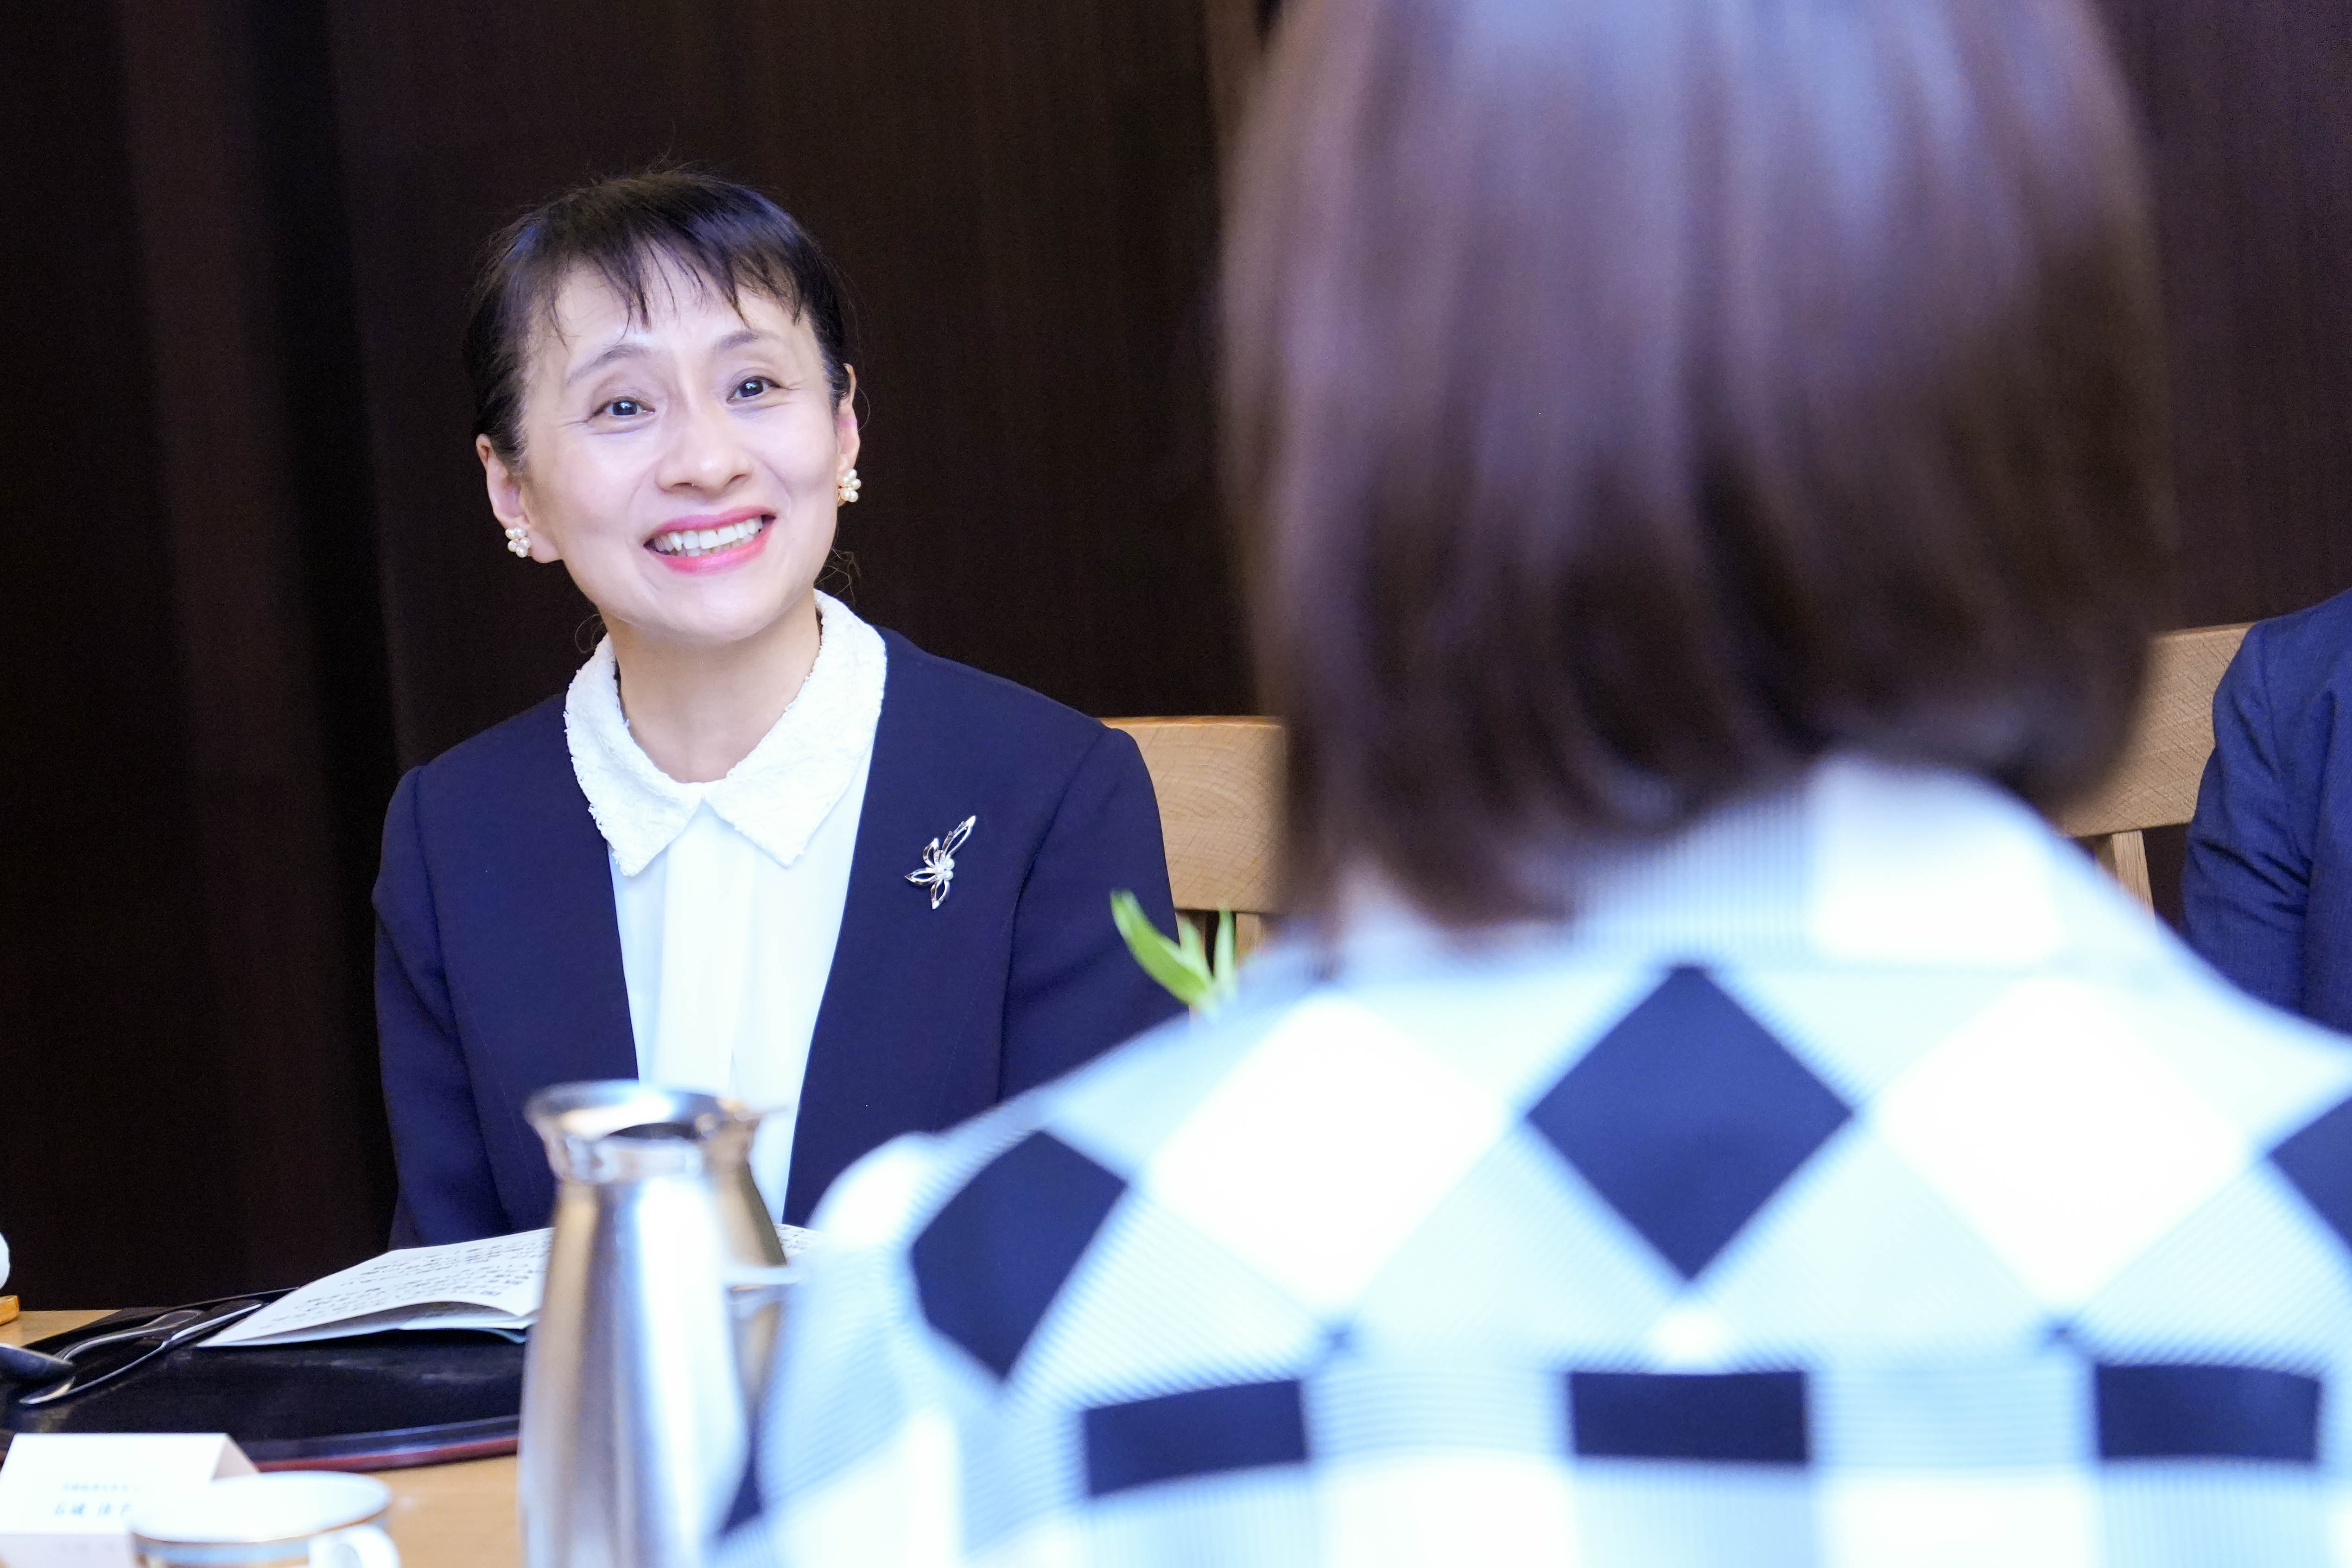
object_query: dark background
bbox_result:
[4,0,2347,1306]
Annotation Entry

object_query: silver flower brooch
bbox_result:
[906,816,977,908]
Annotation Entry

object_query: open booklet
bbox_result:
[201,1224,818,1349]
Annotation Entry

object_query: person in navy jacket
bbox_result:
[375,171,1181,1246]
[2185,586,2352,1031]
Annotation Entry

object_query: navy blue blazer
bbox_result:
[2185,587,2352,1032]
[374,630,1184,1243]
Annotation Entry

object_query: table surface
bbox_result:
[3,1311,520,1568]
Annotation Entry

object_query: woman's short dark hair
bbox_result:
[1224,0,2173,926]
[465,170,855,463]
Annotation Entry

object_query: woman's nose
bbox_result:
[657,392,753,493]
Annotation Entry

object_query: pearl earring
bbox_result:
[837,469,862,506]
[504,523,531,558]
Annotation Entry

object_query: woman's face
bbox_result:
[480,260,858,655]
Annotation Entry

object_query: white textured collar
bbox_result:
[564,592,888,877]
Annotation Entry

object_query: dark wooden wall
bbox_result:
[1,0,394,1307]
[1,4,247,1305]
[1,0,2346,1306]
[2092,0,2352,923]
[2098,0,2352,630]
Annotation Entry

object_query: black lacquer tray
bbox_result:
[0,1298,523,1471]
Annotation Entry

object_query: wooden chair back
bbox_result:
[1110,622,2250,933]
[2050,622,2249,908]
[1104,717,1285,949]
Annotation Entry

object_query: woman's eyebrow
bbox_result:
[564,339,649,387]
[711,326,774,354]
[563,326,777,387]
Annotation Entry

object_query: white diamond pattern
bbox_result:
[1869,978,2247,1310]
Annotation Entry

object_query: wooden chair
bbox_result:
[1104,717,1286,951]
[2052,622,2249,909]
[1111,622,2251,934]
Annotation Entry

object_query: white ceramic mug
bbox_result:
[126,1473,397,1568]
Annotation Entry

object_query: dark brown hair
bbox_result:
[1225,0,2173,925]
[465,169,855,464]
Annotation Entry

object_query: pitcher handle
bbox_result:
[724,1262,802,1308]
[725,1262,805,1408]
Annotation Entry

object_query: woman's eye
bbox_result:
[601,397,647,418]
[732,377,774,400]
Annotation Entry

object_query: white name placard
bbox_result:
[0,1434,254,1536]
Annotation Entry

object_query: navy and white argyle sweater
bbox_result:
[723,757,2352,1567]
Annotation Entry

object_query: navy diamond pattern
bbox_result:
[1569,1371,1810,1464]
[1526,966,1850,1277]
[2096,1364,2321,1463]
[2270,1095,2352,1255]
[748,780,2352,1565]
[1084,1380,1310,1497]
[912,1131,1127,1378]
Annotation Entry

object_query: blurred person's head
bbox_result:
[1225,0,2171,926]
[465,171,859,657]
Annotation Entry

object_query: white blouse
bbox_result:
[563,591,887,1214]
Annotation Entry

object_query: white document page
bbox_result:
[203,1230,551,1347]
[199,1223,819,1349]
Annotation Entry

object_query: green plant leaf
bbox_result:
[1111,891,1213,1009]
[1111,892,1248,1016]
[1177,909,1208,971]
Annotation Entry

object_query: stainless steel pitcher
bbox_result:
[520,1081,792,1568]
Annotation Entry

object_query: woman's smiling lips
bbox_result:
[647,508,773,574]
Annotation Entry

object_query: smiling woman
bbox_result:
[372,171,1185,1243]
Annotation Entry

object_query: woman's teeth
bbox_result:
[652,518,765,557]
